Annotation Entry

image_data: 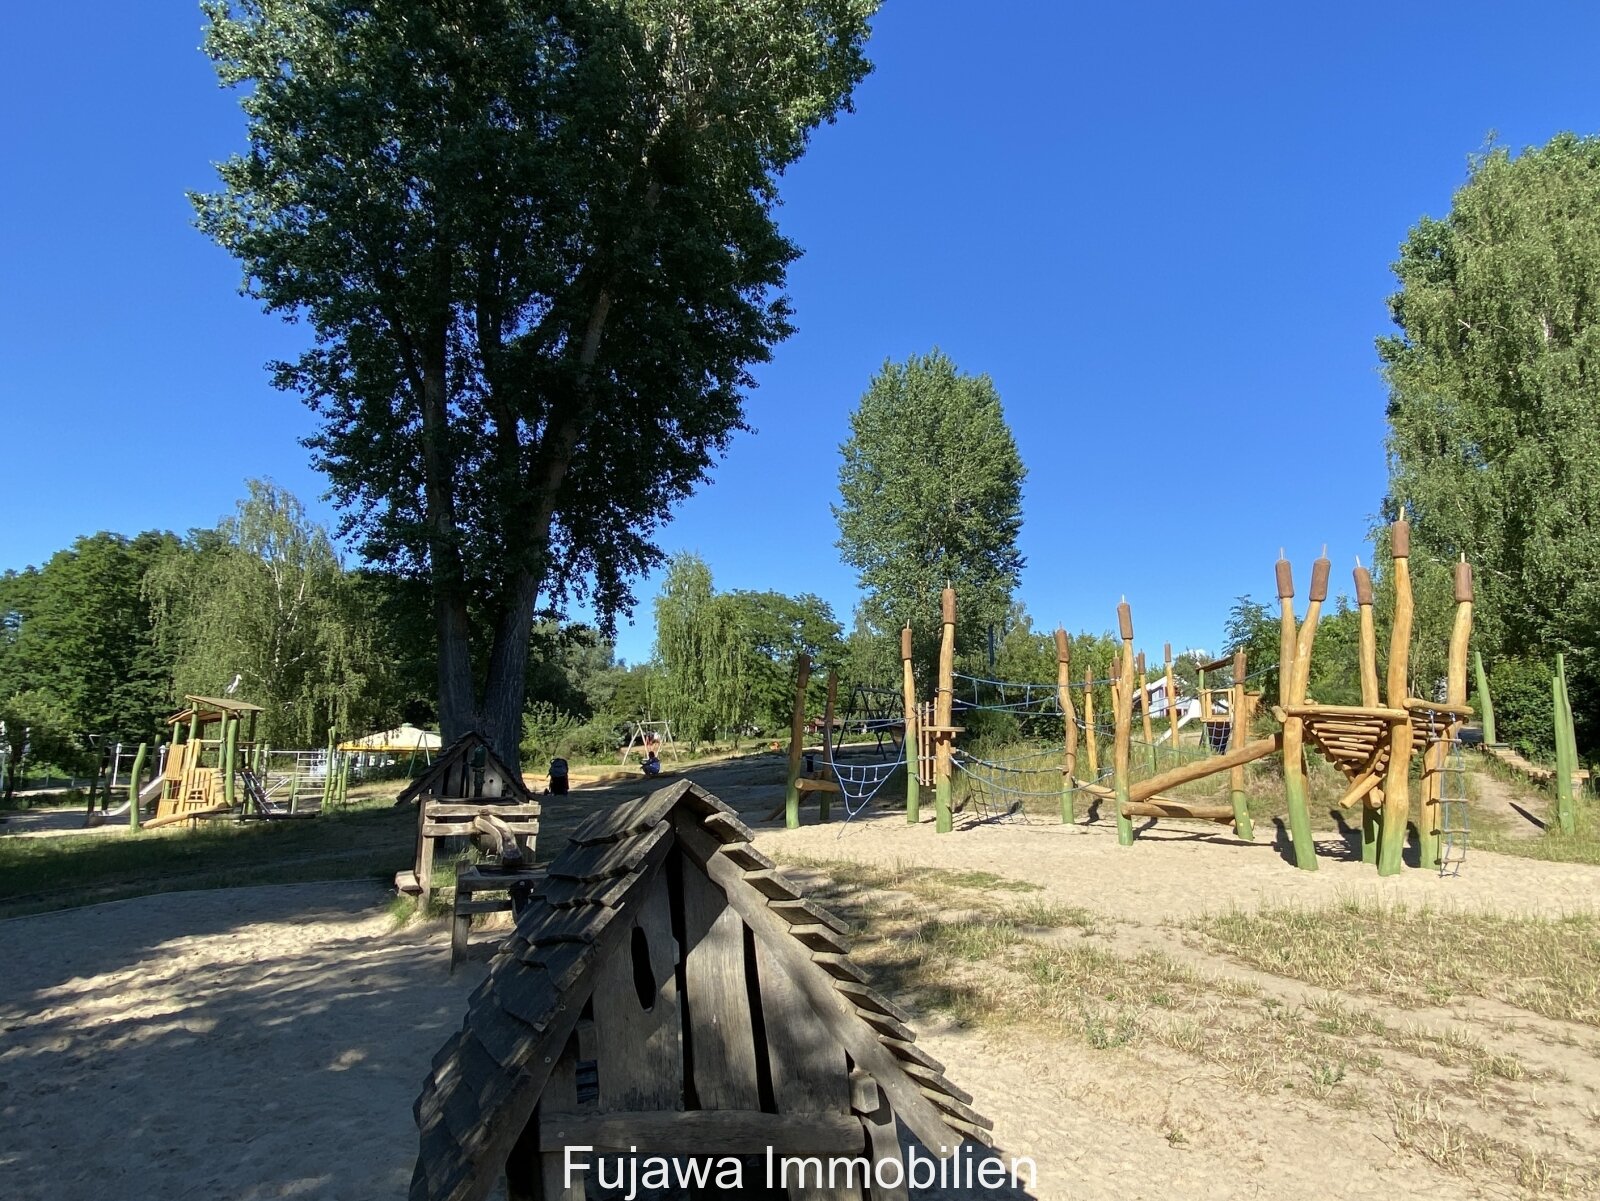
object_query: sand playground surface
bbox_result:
[3,757,1598,1200]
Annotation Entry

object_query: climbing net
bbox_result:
[830,743,910,824]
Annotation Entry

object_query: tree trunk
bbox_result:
[418,352,477,745]
[481,570,542,773]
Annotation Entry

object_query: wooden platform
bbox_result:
[450,865,547,971]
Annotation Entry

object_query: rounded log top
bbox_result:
[1275,559,1295,599]
[1232,649,1246,676]
[1137,650,1147,674]
[1391,518,1410,558]
[1164,642,1172,662]
[900,627,913,659]
[941,587,956,625]
[1054,627,1070,661]
[1353,565,1374,605]
[1117,602,1134,641]
[1455,559,1473,603]
[1309,557,1331,602]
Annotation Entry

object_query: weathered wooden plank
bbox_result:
[718,843,775,872]
[855,1077,908,1201]
[535,1109,862,1154]
[675,818,967,1158]
[741,869,802,900]
[902,1062,973,1105]
[879,1036,944,1074]
[787,925,850,955]
[424,802,543,819]
[590,870,684,1111]
[809,952,867,983]
[491,967,562,1031]
[518,941,595,994]
[756,934,851,1114]
[767,898,850,934]
[570,782,697,846]
[537,1033,585,1201]
[547,820,671,882]
[681,863,762,1110]
[834,982,913,1024]
[701,808,759,845]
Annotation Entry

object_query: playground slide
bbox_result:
[95,775,165,821]
[1154,708,1200,745]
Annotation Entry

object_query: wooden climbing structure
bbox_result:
[146,696,265,829]
[1269,521,1475,874]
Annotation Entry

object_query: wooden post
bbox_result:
[223,717,238,809]
[1137,650,1156,770]
[1552,665,1575,833]
[1281,553,1327,872]
[127,741,148,833]
[1473,650,1497,745]
[1114,602,1136,846]
[1558,654,1580,797]
[1163,642,1177,756]
[1228,650,1254,840]
[1379,519,1415,877]
[901,627,919,824]
[784,653,812,829]
[184,707,201,802]
[1083,665,1099,782]
[1055,628,1077,823]
[935,586,956,834]
[820,668,837,823]
[1354,562,1381,863]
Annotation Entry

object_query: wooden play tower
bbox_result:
[147,695,264,829]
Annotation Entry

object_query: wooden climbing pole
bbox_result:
[1055,628,1077,824]
[901,627,919,824]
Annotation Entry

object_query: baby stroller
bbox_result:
[547,757,570,796]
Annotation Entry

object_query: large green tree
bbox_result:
[0,533,178,744]
[652,553,744,747]
[1381,133,1600,742]
[835,349,1027,678]
[195,0,878,768]
[145,481,387,745]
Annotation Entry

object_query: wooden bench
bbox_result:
[450,865,547,971]
[394,799,542,899]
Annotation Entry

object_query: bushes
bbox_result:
[520,703,623,770]
[1487,656,1556,759]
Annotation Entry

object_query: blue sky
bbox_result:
[3,3,1597,670]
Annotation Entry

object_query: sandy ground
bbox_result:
[2,757,1596,1201]
[0,882,479,1201]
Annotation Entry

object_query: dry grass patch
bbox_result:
[1191,896,1600,1025]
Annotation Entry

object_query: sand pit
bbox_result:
[2,760,1596,1200]
[0,882,478,1201]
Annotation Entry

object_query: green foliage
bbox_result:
[720,589,845,734]
[0,690,86,801]
[145,481,388,746]
[652,554,745,747]
[1487,655,1557,758]
[1381,132,1600,748]
[835,349,1026,681]
[194,0,878,761]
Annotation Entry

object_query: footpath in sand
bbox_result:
[1,756,1597,1200]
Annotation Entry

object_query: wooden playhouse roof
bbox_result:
[410,779,989,1201]
[165,695,267,725]
[395,731,534,806]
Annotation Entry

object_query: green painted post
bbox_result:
[1360,802,1380,864]
[338,752,351,805]
[1558,656,1581,798]
[127,742,148,833]
[1553,667,1575,835]
[222,717,238,809]
[1473,651,1497,745]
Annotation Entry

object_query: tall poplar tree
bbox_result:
[195,0,878,766]
[834,349,1027,679]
